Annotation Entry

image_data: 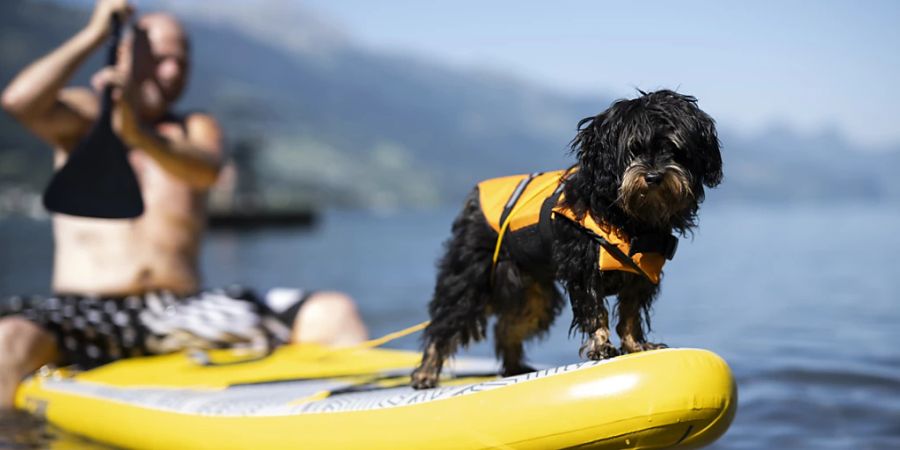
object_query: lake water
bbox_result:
[1,203,899,449]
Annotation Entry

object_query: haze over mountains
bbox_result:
[2,0,898,211]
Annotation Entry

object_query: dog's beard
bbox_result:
[618,162,694,228]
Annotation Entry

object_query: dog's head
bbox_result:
[567,89,722,233]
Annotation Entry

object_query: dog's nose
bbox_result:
[645,172,664,185]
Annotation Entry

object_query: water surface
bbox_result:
[1,204,899,448]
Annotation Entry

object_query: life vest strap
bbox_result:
[491,172,543,282]
[537,183,566,257]
[553,214,655,283]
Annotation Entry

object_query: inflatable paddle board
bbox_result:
[17,345,736,449]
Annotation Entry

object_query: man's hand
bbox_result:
[91,66,142,145]
[87,0,135,39]
[90,26,152,146]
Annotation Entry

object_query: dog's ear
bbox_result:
[654,90,723,189]
[571,109,628,170]
[566,109,629,218]
[571,114,604,160]
[689,108,723,188]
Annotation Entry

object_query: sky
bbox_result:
[58,0,900,148]
[294,0,900,149]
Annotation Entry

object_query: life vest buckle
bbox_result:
[629,234,678,260]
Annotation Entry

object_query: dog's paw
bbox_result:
[410,367,439,390]
[621,341,668,354]
[642,341,668,351]
[580,340,620,360]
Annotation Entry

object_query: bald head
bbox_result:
[138,13,189,50]
[127,12,190,119]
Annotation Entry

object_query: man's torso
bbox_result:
[51,118,207,296]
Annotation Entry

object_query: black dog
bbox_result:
[411,90,722,389]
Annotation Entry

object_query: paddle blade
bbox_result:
[43,118,144,219]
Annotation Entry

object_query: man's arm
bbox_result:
[100,24,222,190]
[122,111,224,189]
[1,0,132,151]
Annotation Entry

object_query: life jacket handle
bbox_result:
[490,173,566,281]
[490,167,577,282]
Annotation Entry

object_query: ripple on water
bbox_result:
[719,362,900,449]
[0,410,116,449]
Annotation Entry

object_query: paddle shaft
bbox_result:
[99,14,122,116]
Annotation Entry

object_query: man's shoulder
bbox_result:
[185,111,220,128]
[159,109,222,155]
[161,110,219,128]
[164,108,216,119]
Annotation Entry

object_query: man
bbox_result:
[0,0,367,408]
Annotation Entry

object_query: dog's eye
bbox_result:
[663,138,681,154]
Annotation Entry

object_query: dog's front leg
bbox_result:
[616,284,667,353]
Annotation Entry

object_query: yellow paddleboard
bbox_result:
[17,346,736,449]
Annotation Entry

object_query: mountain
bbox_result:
[718,126,900,204]
[164,1,601,208]
[2,0,898,213]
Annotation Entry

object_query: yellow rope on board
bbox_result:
[350,320,431,351]
[311,320,430,362]
[286,321,433,403]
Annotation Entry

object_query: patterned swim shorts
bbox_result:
[0,286,311,368]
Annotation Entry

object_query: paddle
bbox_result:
[43,15,144,219]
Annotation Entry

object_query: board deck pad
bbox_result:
[34,359,610,416]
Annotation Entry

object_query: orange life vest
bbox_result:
[477,169,676,284]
